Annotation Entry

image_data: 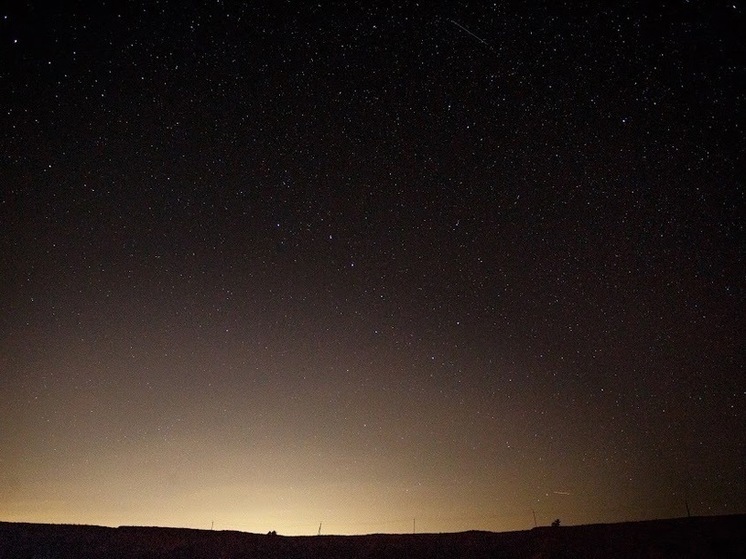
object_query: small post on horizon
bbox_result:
[318,522,322,536]
[532,509,537,528]
[211,520,214,531]
[685,499,691,518]
[413,518,416,534]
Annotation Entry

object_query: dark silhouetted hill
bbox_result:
[1,515,744,558]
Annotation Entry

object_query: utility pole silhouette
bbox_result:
[413,518,416,534]
[318,522,322,536]
[532,509,537,528]
[210,521,214,531]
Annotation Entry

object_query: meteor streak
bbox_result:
[449,19,489,46]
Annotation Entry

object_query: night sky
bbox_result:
[1,1,744,535]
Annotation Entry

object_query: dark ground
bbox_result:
[1,515,744,558]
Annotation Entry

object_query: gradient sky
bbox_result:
[1,1,744,535]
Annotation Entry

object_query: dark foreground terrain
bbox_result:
[1,515,744,558]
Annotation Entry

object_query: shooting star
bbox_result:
[449,19,489,46]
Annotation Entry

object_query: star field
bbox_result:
[1,1,744,534]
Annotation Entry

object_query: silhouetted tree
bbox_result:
[551,519,561,527]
